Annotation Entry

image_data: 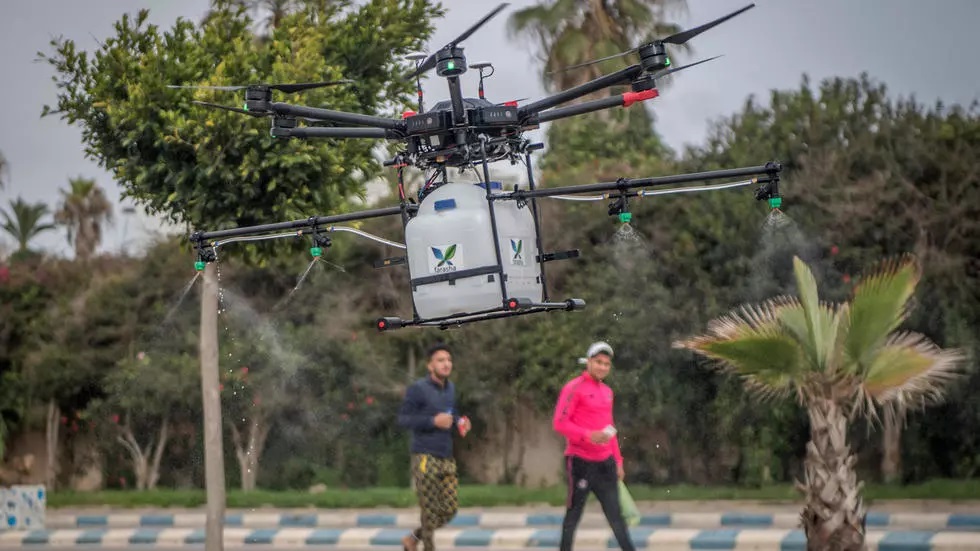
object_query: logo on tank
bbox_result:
[510,239,525,265]
[429,244,462,274]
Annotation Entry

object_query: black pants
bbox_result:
[560,456,636,551]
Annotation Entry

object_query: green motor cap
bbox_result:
[310,246,323,258]
[619,212,633,224]
[194,260,206,271]
[769,197,783,209]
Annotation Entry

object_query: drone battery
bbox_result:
[405,111,453,135]
[472,106,518,126]
[405,181,542,319]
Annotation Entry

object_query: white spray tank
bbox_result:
[404,181,543,320]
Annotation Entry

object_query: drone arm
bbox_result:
[536,89,659,124]
[270,102,405,131]
[518,64,643,120]
[193,204,416,242]
[507,163,782,200]
[273,126,402,139]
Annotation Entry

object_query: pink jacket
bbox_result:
[552,371,623,467]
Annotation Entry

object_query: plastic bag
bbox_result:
[618,480,640,526]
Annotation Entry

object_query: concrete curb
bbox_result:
[41,511,980,531]
[1,527,979,549]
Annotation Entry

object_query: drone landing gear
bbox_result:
[376,296,586,332]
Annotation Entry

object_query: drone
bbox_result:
[175,2,783,331]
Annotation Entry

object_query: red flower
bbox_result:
[842,274,851,283]
[219,384,224,391]
[111,414,120,424]
[241,366,249,375]
[830,245,839,256]
[347,402,355,410]
[365,396,375,405]
[0,265,9,284]
[60,416,67,425]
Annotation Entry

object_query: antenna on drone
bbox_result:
[405,52,429,113]
[471,62,494,100]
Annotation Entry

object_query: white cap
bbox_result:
[586,341,614,359]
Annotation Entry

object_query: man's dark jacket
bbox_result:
[398,376,457,458]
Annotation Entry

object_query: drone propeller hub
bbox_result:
[630,75,658,93]
[637,42,669,73]
[436,47,467,77]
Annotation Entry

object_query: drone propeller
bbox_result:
[192,100,262,117]
[191,100,327,123]
[548,3,754,74]
[405,2,509,81]
[167,79,354,94]
[651,54,723,79]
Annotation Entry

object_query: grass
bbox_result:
[47,479,980,509]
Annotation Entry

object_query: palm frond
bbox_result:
[792,255,836,370]
[673,297,806,402]
[853,330,965,425]
[843,254,921,375]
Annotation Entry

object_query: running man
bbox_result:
[397,343,471,551]
[552,341,636,551]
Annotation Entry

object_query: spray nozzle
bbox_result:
[608,192,632,223]
[309,222,332,258]
[754,174,781,210]
[192,231,216,271]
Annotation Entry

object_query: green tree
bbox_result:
[39,0,440,242]
[674,255,964,550]
[507,0,688,93]
[682,73,980,482]
[0,198,56,257]
[54,177,114,262]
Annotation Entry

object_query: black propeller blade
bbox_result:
[651,54,723,80]
[191,100,325,123]
[192,100,262,117]
[548,3,754,74]
[405,2,509,81]
[168,80,354,94]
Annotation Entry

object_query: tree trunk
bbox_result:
[200,262,225,551]
[45,400,60,490]
[148,418,169,490]
[798,399,866,551]
[881,414,902,484]
[117,416,169,491]
[230,414,269,492]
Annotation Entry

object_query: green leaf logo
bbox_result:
[510,239,523,262]
[434,244,457,267]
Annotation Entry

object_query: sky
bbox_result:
[1,0,977,258]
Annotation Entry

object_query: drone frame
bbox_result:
[184,2,784,331]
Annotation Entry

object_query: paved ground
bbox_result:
[15,547,516,551]
[48,499,980,515]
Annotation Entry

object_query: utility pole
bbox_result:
[199,262,225,551]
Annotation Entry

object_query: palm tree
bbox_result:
[507,0,689,95]
[673,255,964,550]
[0,197,56,254]
[54,177,114,262]
[0,150,8,190]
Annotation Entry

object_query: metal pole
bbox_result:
[523,151,548,301]
[194,205,414,242]
[507,164,780,200]
[199,262,225,551]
